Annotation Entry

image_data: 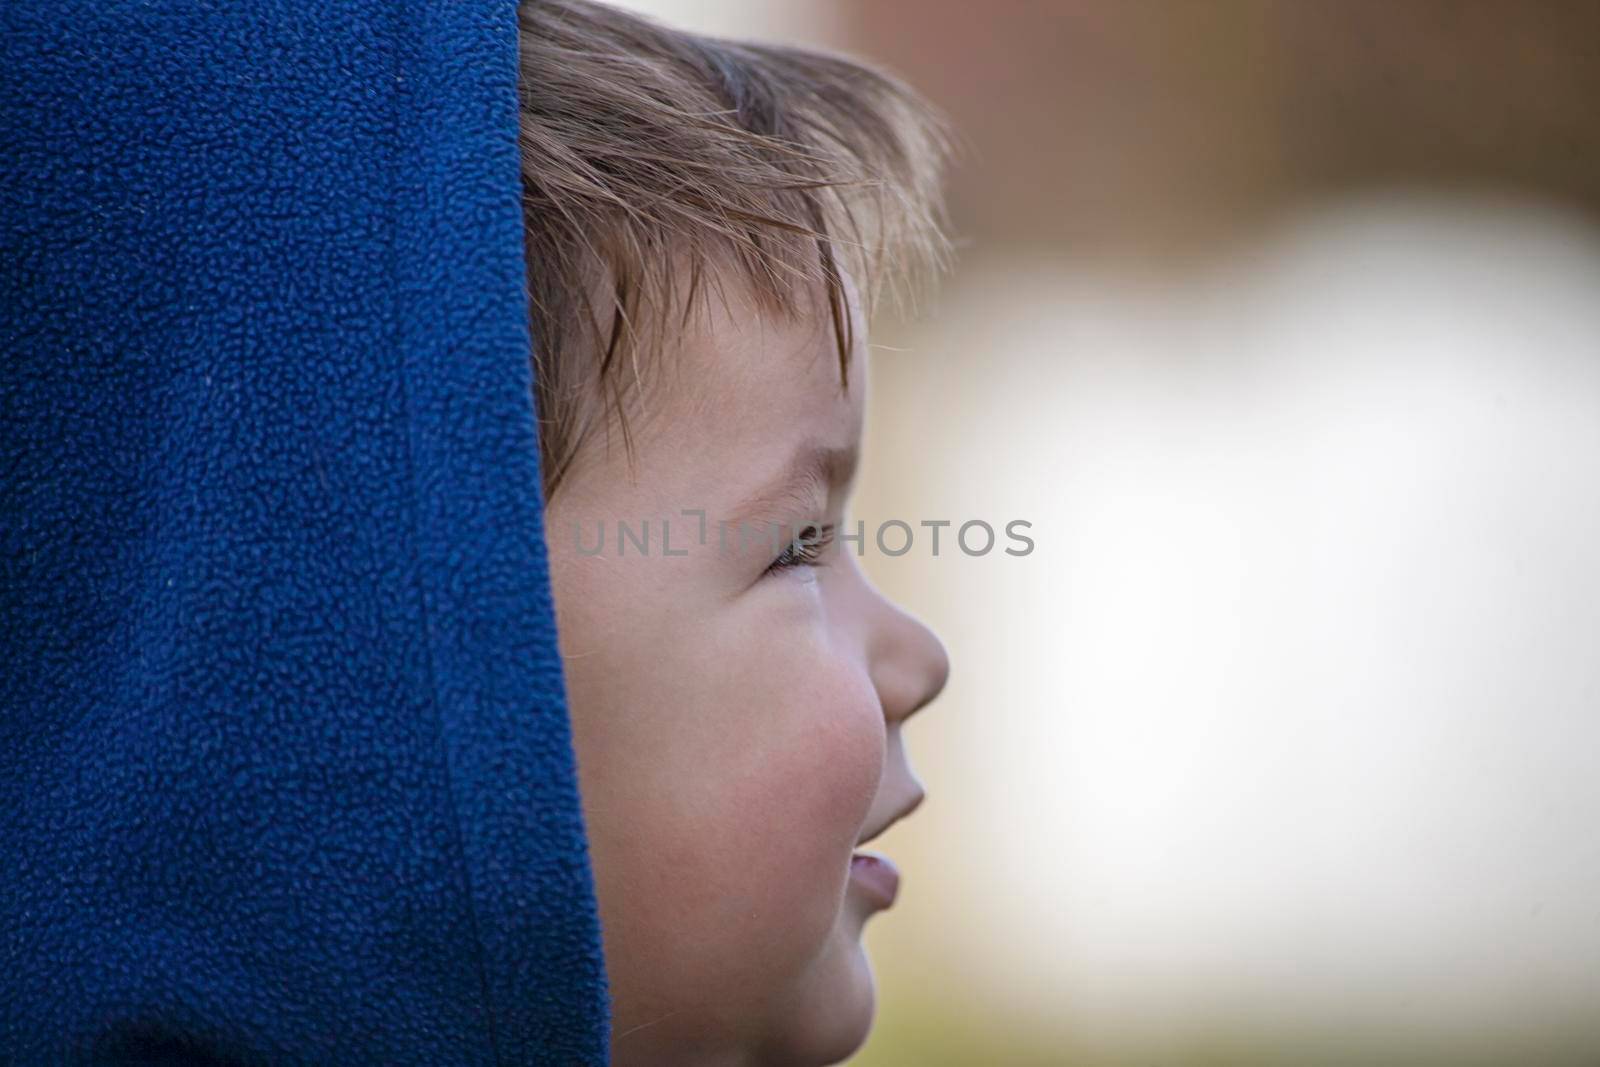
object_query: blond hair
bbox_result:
[515,0,955,494]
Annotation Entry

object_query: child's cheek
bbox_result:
[719,661,884,949]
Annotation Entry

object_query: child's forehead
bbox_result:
[592,292,868,507]
[552,264,869,506]
[655,281,865,430]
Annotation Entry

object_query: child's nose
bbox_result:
[871,600,950,726]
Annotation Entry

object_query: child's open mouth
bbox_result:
[849,787,923,911]
[848,850,900,909]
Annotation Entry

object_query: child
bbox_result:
[517,2,955,1062]
[2,0,951,1060]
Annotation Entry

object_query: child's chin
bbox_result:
[763,918,880,1065]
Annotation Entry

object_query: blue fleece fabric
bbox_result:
[1,1,611,1063]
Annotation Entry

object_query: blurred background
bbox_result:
[617,3,1600,1063]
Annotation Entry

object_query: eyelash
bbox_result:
[765,523,836,575]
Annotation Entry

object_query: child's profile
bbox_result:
[516,1,955,1061]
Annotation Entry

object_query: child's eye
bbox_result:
[765,523,835,575]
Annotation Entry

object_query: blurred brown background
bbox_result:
[621,3,1600,1064]
[858,1,1600,255]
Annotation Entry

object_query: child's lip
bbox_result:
[848,850,900,910]
[854,787,926,848]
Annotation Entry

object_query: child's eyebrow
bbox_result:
[727,442,858,528]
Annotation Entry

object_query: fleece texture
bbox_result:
[1,1,610,1063]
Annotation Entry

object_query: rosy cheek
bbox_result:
[725,671,884,925]
[796,678,886,860]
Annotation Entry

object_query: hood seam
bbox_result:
[387,5,505,1061]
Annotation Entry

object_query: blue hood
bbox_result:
[1,1,610,1062]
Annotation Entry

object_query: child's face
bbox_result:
[546,279,949,1065]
